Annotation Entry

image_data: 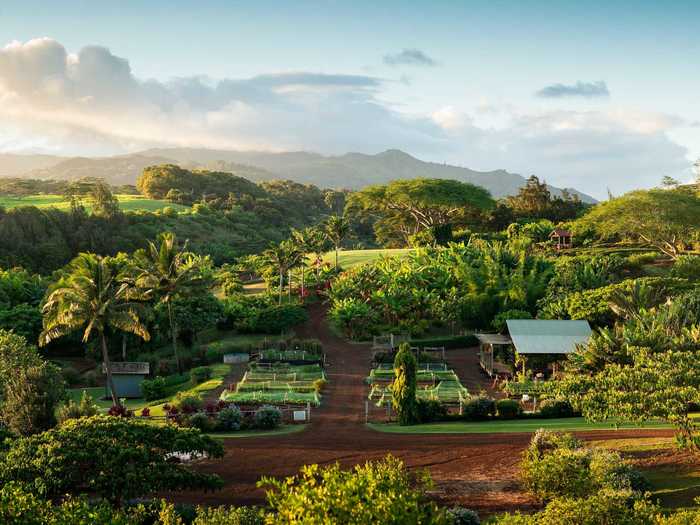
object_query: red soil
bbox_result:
[172,303,674,515]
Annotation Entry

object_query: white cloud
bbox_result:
[0,38,692,198]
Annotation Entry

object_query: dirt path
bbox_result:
[176,303,674,515]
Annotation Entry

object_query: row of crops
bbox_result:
[366,362,470,407]
[220,350,327,407]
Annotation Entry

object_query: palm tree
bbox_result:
[260,240,302,305]
[291,227,328,296]
[325,215,350,272]
[135,232,210,374]
[40,254,150,407]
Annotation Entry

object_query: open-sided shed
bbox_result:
[475,333,513,377]
[506,319,592,356]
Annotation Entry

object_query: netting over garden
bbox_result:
[220,363,325,407]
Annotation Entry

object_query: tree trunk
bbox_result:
[102,332,120,407]
[122,334,127,361]
[301,266,305,302]
[279,270,284,305]
[335,244,339,272]
[167,301,182,374]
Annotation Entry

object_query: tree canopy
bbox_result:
[576,188,700,258]
[347,178,494,245]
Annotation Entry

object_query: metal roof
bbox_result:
[506,319,591,354]
[102,362,150,375]
[475,333,513,345]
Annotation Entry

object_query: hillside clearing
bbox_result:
[0,194,188,212]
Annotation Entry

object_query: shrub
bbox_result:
[56,391,99,424]
[251,305,308,334]
[191,505,265,525]
[217,406,242,431]
[254,405,282,430]
[190,366,213,384]
[521,430,647,502]
[175,393,204,414]
[259,455,445,524]
[61,366,81,386]
[538,399,574,419]
[671,255,700,280]
[447,506,480,525]
[141,376,167,401]
[496,399,522,420]
[416,399,448,423]
[329,298,378,340]
[83,369,99,387]
[625,251,659,269]
[491,490,660,525]
[313,378,327,393]
[462,397,496,421]
[188,412,212,432]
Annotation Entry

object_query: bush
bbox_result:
[538,399,574,419]
[391,343,418,426]
[190,366,213,384]
[188,412,212,432]
[217,406,242,431]
[175,393,204,414]
[251,305,308,334]
[254,405,282,429]
[671,255,700,280]
[83,369,99,387]
[625,251,660,269]
[416,399,448,423]
[496,399,522,420]
[61,366,81,386]
[191,505,265,525]
[462,397,496,421]
[56,391,99,424]
[141,376,167,401]
[521,430,647,502]
[447,506,480,525]
[329,298,378,340]
[259,455,445,524]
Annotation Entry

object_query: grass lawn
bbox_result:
[0,194,188,213]
[208,424,307,439]
[322,248,414,270]
[367,417,672,434]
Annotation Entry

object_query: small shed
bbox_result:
[506,319,591,357]
[549,229,572,250]
[475,333,513,377]
[103,362,150,399]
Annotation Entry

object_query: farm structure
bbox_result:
[549,228,573,250]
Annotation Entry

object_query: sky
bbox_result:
[0,0,698,198]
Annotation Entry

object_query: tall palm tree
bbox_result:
[40,253,150,407]
[291,227,328,296]
[135,232,210,374]
[260,240,302,305]
[325,215,350,272]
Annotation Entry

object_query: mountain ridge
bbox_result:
[0,148,597,202]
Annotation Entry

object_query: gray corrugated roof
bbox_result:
[506,319,591,354]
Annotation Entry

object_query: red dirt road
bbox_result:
[175,304,673,515]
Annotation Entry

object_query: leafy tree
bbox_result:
[40,253,150,406]
[291,226,329,292]
[90,181,122,219]
[135,233,211,373]
[259,455,447,524]
[325,215,351,271]
[392,343,418,425]
[576,188,700,259]
[0,329,65,436]
[0,416,224,507]
[505,176,552,218]
[348,178,494,246]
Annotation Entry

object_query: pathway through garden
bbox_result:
[176,303,674,516]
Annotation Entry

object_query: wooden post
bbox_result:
[306,402,311,422]
[365,400,369,424]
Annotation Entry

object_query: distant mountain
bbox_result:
[0,153,65,177]
[143,147,597,202]
[0,148,597,202]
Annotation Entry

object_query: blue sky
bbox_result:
[0,0,698,197]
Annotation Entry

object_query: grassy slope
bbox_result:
[322,248,414,270]
[367,418,671,434]
[0,194,188,213]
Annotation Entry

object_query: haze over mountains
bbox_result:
[0,148,596,202]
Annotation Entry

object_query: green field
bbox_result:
[367,418,671,434]
[322,248,414,270]
[0,194,188,213]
